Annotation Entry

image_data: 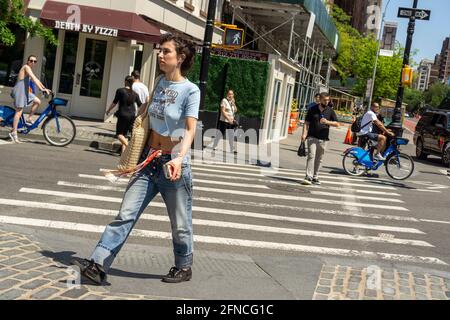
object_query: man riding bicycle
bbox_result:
[358,102,395,161]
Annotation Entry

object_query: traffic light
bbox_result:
[401,65,413,87]
[223,27,244,48]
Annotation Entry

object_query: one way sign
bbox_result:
[398,7,431,20]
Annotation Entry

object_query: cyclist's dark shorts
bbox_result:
[363,133,379,141]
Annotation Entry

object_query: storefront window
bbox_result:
[268,80,281,140]
[80,39,107,98]
[59,32,79,94]
[42,30,59,90]
[134,47,143,74]
[0,25,26,87]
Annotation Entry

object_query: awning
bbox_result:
[40,1,161,43]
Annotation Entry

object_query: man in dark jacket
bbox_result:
[301,93,340,185]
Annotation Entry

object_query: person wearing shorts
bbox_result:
[106,76,142,154]
[9,55,51,143]
[358,102,395,160]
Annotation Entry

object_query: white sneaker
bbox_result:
[8,132,21,144]
[374,153,386,161]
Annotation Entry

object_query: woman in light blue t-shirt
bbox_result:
[73,34,200,285]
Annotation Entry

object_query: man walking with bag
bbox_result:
[301,93,340,185]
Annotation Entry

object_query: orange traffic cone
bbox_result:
[344,127,353,145]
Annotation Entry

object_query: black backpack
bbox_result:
[351,116,372,133]
[351,116,363,133]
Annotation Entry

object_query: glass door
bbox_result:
[281,85,293,137]
[71,35,111,119]
[267,80,282,141]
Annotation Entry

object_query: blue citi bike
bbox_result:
[0,93,76,147]
[342,134,415,180]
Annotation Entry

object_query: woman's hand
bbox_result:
[167,156,183,182]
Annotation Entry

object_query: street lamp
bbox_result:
[199,0,218,112]
[367,0,392,109]
[389,0,419,136]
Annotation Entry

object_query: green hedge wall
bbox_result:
[187,55,270,119]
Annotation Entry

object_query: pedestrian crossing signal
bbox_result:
[401,65,413,87]
[223,27,244,49]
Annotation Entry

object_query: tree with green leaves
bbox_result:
[0,0,57,46]
[330,5,405,101]
[403,87,424,113]
[424,82,450,108]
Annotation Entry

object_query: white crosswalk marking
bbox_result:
[0,139,12,145]
[0,199,432,247]
[0,215,445,265]
[1,158,447,267]
[87,172,403,196]
[17,188,419,233]
[192,167,398,190]
[58,181,402,203]
[23,184,409,211]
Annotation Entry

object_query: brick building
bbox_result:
[331,0,383,35]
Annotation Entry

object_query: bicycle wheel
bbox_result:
[43,115,76,147]
[342,153,365,176]
[385,153,414,180]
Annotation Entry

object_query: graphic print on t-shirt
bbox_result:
[149,86,179,121]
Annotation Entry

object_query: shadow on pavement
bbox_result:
[40,250,164,284]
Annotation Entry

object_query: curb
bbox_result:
[1,129,121,152]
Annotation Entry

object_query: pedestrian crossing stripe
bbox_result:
[0,199,432,247]
[78,175,416,222]
[193,162,400,186]
[90,172,403,197]
[192,160,402,185]
[16,189,419,233]
[57,181,404,204]
[0,215,445,265]
[191,167,398,190]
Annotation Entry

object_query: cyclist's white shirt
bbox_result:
[360,110,377,134]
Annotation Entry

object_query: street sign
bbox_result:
[397,7,431,20]
[380,49,394,57]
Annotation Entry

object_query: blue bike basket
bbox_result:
[52,98,68,106]
[396,138,409,145]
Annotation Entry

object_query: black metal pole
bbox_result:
[390,0,419,135]
[199,0,218,111]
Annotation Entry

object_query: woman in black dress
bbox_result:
[106,76,142,154]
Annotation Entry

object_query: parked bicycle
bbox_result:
[0,93,76,147]
[342,135,415,180]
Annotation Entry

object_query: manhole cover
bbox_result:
[266,183,310,193]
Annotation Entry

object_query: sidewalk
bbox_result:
[0,116,121,152]
[0,228,172,300]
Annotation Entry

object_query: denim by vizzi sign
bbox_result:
[54,21,119,37]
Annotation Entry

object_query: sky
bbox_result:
[382,0,450,64]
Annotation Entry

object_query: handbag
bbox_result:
[116,112,150,171]
[115,75,163,172]
[297,140,306,157]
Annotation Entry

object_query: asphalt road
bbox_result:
[1,128,450,298]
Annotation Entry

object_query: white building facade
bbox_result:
[415,59,434,92]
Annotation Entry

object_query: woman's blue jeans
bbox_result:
[89,150,194,273]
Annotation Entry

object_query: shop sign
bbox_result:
[54,21,118,37]
[210,47,269,62]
